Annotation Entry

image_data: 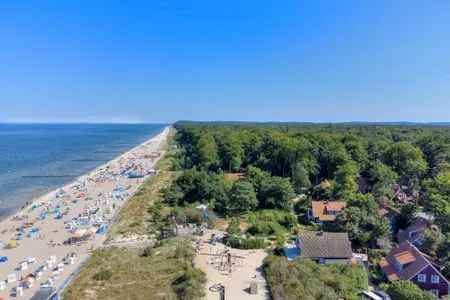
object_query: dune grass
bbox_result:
[63,238,206,300]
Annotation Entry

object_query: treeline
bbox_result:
[164,166,293,216]
[173,123,450,191]
[169,122,449,223]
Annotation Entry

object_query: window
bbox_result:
[418,274,426,282]
[431,275,440,284]
[430,289,439,297]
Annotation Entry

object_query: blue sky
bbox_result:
[0,1,449,123]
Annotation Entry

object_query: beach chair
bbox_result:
[19,262,28,271]
[15,286,24,297]
[57,262,65,271]
[28,257,37,264]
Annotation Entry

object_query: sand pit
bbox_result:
[194,229,271,300]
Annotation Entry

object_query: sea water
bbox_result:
[0,123,167,215]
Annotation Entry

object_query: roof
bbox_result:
[30,288,58,300]
[226,173,244,179]
[297,230,352,259]
[311,201,347,221]
[378,206,399,219]
[393,187,408,204]
[360,291,383,300]
[379,240,448,283]
[357,177,372,192]
[397,218,428,244]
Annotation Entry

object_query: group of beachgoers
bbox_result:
[0,128,168,298]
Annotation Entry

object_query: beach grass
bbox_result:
[106,127,180,243]
[62,237,206,300]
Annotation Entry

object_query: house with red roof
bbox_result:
[380,240,449,298]
[397,218,429,247]
[308,201,347,223]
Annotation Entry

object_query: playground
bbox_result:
[193,229,271,300]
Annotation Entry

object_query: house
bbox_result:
[397,218,429,247]
[378,205,400,234]
[357,176,372,193]
[296,230,353,264]
[380,240,449,298]
[393,184,412,204]
[226,173,245,180]
[307,201,347,223]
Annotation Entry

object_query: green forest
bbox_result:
[163,122,450,299]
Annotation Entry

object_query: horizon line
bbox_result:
[2,120,450,125]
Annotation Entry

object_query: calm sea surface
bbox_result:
[0,124,167,215]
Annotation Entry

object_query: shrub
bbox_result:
[247,221,284,236]
[380,280,435,300]
[175,245,196,261]
[140,246,154,257]
[225,236,266,249]
[370,265,385,285]
[368,249,388,264]
[264,255,368,300]
[172,266,207,300]
[92,269,113,281]
[293,199,308,214]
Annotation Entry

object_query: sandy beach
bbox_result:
[0,127,170,299]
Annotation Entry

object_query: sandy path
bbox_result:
[0,127,170,299]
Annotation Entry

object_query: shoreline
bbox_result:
[1,127,168,222]
[0,126,170,299]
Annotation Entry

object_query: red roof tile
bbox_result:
[379,240,443,282]
[311,201,347,221]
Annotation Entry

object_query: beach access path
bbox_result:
[0,127,170,299]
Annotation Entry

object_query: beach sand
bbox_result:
[0,127,170,299]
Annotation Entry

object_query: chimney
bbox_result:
[317,230,324,237]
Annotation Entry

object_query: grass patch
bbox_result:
[63,237,206,300]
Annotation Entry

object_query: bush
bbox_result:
[380,280,435,300]
[274,236,285,256]
[247,210,297,235]
[370,265,386,285]
[92,269,113,281]
[225,236,266,249]
[175,245,196,261]
[175,208,203,224]
[247,221,284,236]
[140,246,154,257]
[293,199,308,214]
[172,266,207,300]
[368,249,389,264]
[264,255,368,300]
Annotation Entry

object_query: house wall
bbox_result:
[323,258,350,265]
[410,265,449,297]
